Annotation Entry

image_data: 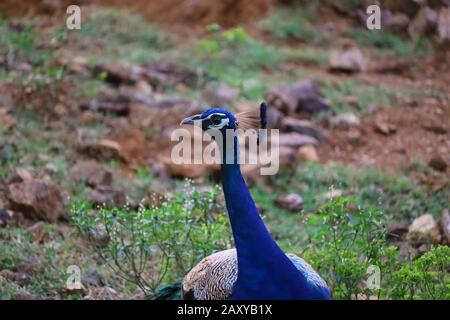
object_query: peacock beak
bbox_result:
[180,114,202,126]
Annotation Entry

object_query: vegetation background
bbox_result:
[0,0,449,300]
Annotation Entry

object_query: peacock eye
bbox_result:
[210,114,223,125]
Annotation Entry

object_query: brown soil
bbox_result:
[0,0,271,29]
[320,100,450,180]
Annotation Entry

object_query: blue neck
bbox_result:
[219,134,316,299]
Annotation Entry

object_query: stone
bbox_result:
[407,214,441,243]
[383,11,410,32]
[387,220,409,239]
[0,108,16,131]
[428,155,447,172]
[275,193,304,212]
[329,43,367,73]
[202,84,239,106]
[278,133,318,148]
[266,79,333,116]
[330,113,360,130]
[408,6,438,38]
[439,209,450,244]
[70,162,113,188]
[296,145,319,162]
[86,186,127,208]
[80,139,124,162]
[6,179,66,222]
[280,117,325,141]
[437,7,450,42]
[374,120,396,135]
[26,221,50,243]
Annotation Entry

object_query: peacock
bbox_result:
[180,102,330,300]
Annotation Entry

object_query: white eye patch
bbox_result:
[207,113,229,129]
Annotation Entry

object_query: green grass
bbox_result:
[321,80,396,114]
[259,4,325,43]
[347,30,432,57]
[76,9,170,64]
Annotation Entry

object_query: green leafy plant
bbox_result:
[305,197,397,299]
[72,182,232,298]
[390,246,450,300]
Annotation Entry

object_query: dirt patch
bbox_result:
[320,100,450,179]
[0,0,271,29]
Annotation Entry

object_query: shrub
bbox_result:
[72,182,232,298]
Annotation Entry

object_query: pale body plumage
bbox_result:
[182,248,327,300]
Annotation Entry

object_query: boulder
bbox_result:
[407,214,441,243]
[428,155,447,172]
[275,193,304,212]
[329,43,367,73]
[6,179,66,222]
[70,162,113,188]
[329,113,360,130]
[280,117,325,141]
[79,139,124,162]
[0,108,16,131]
[86,186,127,208]
[277,133,318,148]
[296,145,319,162]
[408,6,438,38]
[383,11,410,33]
[439,209,450,244]
[266,79,333,116]
[202,84,239,106]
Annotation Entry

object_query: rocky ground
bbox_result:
[0,1,449,299]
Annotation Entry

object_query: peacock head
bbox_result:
[180,103,267,133]
[180,108,238,132]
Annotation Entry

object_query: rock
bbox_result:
[86,186,127,208]
[6,179,66,222]
[387,220,409,239]
[428,155,447,172]
[202,84,239,106]
[66,56,89,76]
[277,146,297,169]
[439,209,450,244]
[417,243,429,255]
[407,214,441,243]
[383,11,410,32]
[437,7,450,42]
[408,6,438,38]
[93,62,141,85]
[323,189,343,199]
[329,43,367,73]
[266,79,333,116]
[374,120,396,135]
[80,139,124,162]
[296,145,319,162]
[3,270,31,286]
[11,291,40,300]
[88,226,110,248]
[275,193,304,212]
[26,221,50,243]
[79,96,130,117]
[140,62,199,88]
[280,117,325,141]
[393,241,418,258]
[164,162,214,179]
[0,108,16,131]
[70,162,113,188]
[278,133,318,148]
[329,113,360,130]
